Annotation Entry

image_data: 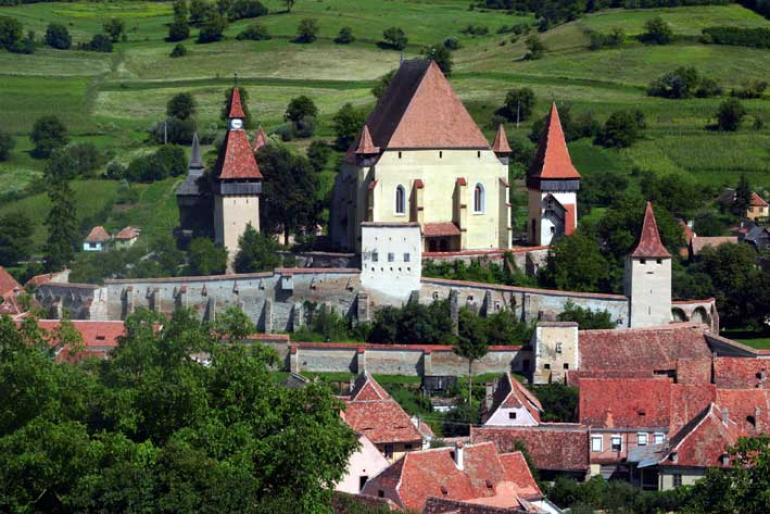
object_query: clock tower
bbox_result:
[213,87,263,268]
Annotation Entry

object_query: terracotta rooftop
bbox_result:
[491,124,512,154]
[85,225,111,243]
[662,403,740,469]
[578,323,711,376]
[528,103,581,182]
[423,222,461,237]
[631,202,671,259]
[361,59,490,151]
[349,371,391,401]
[472,425,589,472]
[715,388,770,435]
[217,128,263,180]
[714,357,770,389]
[486,373,542,424]
[115,226,140,240]
[0,266,22,297]
[669,383,717,434]
[691,236,737,256]
[579,377,672,429]
[253,127,267,152]
[228,87,246,119]
[354,124,380,155]
[750,191,768,207]
[362,443,541,512]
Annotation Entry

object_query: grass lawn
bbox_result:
[735,338,770,349]
[2,1,770,253]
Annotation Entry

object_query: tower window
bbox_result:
[395,185,406,215]
[372,252,378,262]
[477,151,481,158]
[473,183,485,213]
[640,258,647,264]
[404,253,410,262]
[387,252,394,262]
[439,151,443,159]
[398,152,402,159]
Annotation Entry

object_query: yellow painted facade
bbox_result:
[214,195,260,262]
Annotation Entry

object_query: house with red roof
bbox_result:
[83,225,111,252]
[527,103,581,246]
[341,373,433,462]
[747,191,769,220]
[482,373,543,427]
[329,59,513,254]
[361,441,559,513]
[336,433,391,495]
[0,266,25,317]
[114,226,141,249]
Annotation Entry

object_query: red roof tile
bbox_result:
[362,60,490,151]
[669,383,717,435]
[423,222,461,237]
[355,125,380,155]
[115,226,140,240]
[472,425,589,472]
[85,225,111,243]
[228,87,246,119]
[253,127,267,152]
[579,377,672,429]
[528,103,581,181]
[578,324,711,376]
[663,403,740,468]
[714,357,770,389]
[498,451,542,500]
[715,389,770,435]
[0,266,22,297]
[691,236,737,256]
[217,129,263,180]
[631,202,671,259]
[342,400,422,445]
[491,124,511,154]
[750,192,768,207]
[350,372,391,401]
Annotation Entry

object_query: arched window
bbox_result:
[395,185,405,215]
[473,183,485,213]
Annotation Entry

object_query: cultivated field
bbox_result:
[1,0,769,247]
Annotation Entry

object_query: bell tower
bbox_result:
[214,87,263,266]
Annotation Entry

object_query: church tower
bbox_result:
[175,132,213,247]
[527,103,581,246]
[213,88,263,263]
[624,202,672,328]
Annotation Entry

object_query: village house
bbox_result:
[360,441,560,513]
[747,192,769,220]
[481,372,543,427]
[336,433,390,495]
[0,266,25,317]
[83,225,111,252]
[114,226,141,249]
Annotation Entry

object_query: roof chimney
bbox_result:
[454,441,464,470]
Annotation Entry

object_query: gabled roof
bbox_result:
[579,377,672,429]
[354,125,380,155]
[691,236,737,256]
[486,373,542,423]
[85,226,111,243]
[361,60,490,151]
[342,400,423,445]
[631,202,671,259]
[750,191,768,207]
[228,87,246,119]
[491,124,512,154]
[528,103,581,181]
[714,357,770,389]
[216,128,263,180]
[253,127,268,152]
[662,403,740,468]
[0,266,22,297]
[115,226,140,240]
[350,371,390,401]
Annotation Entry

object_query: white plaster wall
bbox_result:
[625,257,672,328]
[484,406,538,427]
[361,224,422,302]
[529,190,576,246]
[336,434,390,494]
[214,195,260,261]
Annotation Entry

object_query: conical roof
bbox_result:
[631,202,671,259]
[216,128,262,180]
[360,59,490,150]
[528,103,581,181]
[355,125,380,154]
[228,87,246,119]
[492,124,512,154]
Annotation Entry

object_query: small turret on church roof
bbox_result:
[354,125,380,155]
[228,87,246,119]
[631,202,671,259]
[189,132,203,172]
[491,124,512,155]
[528,103,581,181]
[253,127,268,152]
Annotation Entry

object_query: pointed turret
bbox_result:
[228,87,246,120]
[188,132,204,174]
[253,127,267,152]
[355,125,380,155]
[491,124,511,155]
[528,103,581,184]
[631,202,671,259]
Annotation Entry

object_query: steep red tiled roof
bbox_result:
[355,125,380,155]
[362,60,490,151]
[350,372,391,401]
[29,320,125,362]
[217,129,263,180]
[487,373,542,423]
[750,191,768,207]
[362,443,541,512]
[714,357,770,389]
[115,226,140,240]
[528,103,580,181]
[579,377,672,429]
[253,127,267,152]
[491,124,511,154]
[669,383,717,435]
[0,266,22,297]
[715,389,770,435]
[691,236,737,256]
[423,222,461,237]
[342,400,423,445]
[85,225,111,243]
[631,202,671,259]
[228,87,246,119]
[472,425,589,472]
[578,324,711,375]
[663,403,740,468]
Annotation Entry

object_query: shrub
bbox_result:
[731,80,768,99]
[236,23,270,41]
[105,161,127,180]
[150,117,196,145]
[167,18,190,42]
[332,103,366,150]
[187,237,227,275]
[701,26,770,48]
[716,98,746,131]
[524,34,545,59]
[292,115,316,138]
[499,87,535,122]
[197,12,227,43]
[0,16,23,51]
[103,18,125,43]
[461,24,489,36]
[334,26,354,44]
[44,23,71,50]
[125,145,187,182]
[588,27,624,50]
[0,130,15,161]
[306,140,331,172]
[295,18,318,43]
[595,110,646,148]
[640,16,672,44]
[167,93,197,120]
[30,115,68,158]
[422,43,453,74]
[81,33,113,52]
[647,66,700,99]
[382,26,408,50]
[285,95,318,123]
[170,43,187,57]
[443,36,461,50]
[228,0,267,21]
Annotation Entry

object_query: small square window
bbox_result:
[555,342,563,354]
[673,474,682,488]
[638,433,648,446]
[378,489,385,498]
[544,363,551,370]
[404,253,410,262]
[372,252,378,262]
[563,363,569,370]
[591,436,603,452]
[656,258,662,264]
[654,433,665,445]
[640,258,647,264]
[508,412,517,420]
[387,252,395,262]
[611,436,622,452]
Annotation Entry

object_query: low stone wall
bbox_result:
[422,247,549,275]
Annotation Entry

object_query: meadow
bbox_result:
[1,0,769,249]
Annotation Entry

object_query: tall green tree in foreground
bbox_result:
[43,177,78,271]
[455,308,489,420]
[234,223,280,273]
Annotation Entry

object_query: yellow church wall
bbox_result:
[214,195,260,263]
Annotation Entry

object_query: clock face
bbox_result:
[230,118,243,130]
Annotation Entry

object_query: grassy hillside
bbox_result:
[1,1,769,253]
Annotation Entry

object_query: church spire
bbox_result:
[491,124,511,155]
[355,124,380,155]
[188,132,203,174]
[528,103,581,183]
[228,87,246,122]
[631,202,671,259]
